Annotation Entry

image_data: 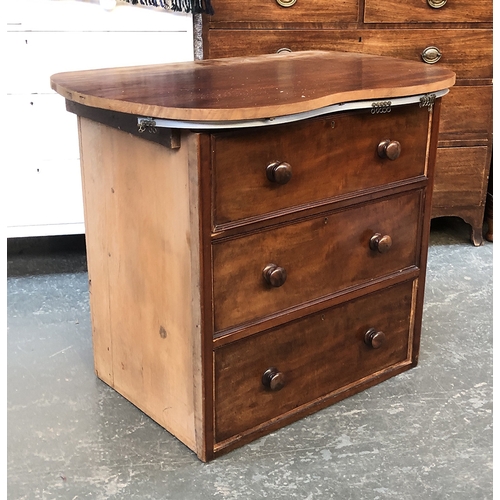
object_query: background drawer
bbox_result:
[212,106,429,225]
[438,86,492,144]
[364,0,492,24]
[205,29,492,81]
[212,191,422,332]
[209,0,359,23]
[206,29,361,59]
[433,146,490,208]
[214,280,414,443]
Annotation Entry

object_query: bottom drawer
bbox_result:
[214,280,415,443]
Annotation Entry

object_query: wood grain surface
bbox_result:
[204,30,490,83]
[50,51,455,122]
[364,0,492,23]
[212,190,422,332]
[79,119,206,457]
[212,105,430,225]
[214,279,415,443]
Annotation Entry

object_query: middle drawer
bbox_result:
[211,105,430,226]
[212,190,423,333]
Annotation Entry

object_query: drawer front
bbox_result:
[207,29,362,59]
[433,146,490,208]
[206,29,493,81]
[213,106,429,225]
[439,86,492,143]
[214,280,414,443]
[209,0,359,23]
[365,0,492,24]
[213,191,422,332]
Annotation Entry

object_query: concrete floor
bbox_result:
[7,218,493,500]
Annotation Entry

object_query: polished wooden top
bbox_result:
[50,51,455,122]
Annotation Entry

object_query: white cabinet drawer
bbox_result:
[6,0,193,32]
[6,94,80,162]
[7,31,194,94]
[6,159,85,236]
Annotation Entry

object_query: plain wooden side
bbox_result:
[79,118,203,455]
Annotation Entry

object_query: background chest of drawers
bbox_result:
[196,0,492,245]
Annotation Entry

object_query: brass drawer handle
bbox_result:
[263,263,287,287]
[277,48,292,54]
[276,0,297,7]
[427,0,447,8]
[262,367,286,391]
[266,161,292,184]
[421,46,442,64]
[369,233,393,253]
[364,328,386,349]
[377,139,401,160]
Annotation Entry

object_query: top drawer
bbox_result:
[212,105,430,226]
[209,0,359,23]
[365,0,492,24]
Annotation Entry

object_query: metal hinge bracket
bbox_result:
[371,101,392,114]
[138,118,158,134]
[419,93,436,109]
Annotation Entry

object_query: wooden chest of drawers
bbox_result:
[197,0,492,245]
[51,51,455,461]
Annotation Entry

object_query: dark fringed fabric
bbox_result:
[122,0,214,15]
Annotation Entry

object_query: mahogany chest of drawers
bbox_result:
[51,51,455,461]
[196,0,492,245]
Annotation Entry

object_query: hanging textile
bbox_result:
[121,0,214,15]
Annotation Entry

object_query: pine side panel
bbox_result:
[78,118,204,455]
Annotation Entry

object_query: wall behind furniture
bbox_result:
[6,0,194,238]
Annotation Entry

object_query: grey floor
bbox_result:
[7,218,493,500]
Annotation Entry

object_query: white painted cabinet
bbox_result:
[6,0,194,237]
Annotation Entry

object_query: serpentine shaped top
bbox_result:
[51,50,455,122]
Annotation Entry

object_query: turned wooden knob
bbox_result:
[377,139,401,160]
[364,328,386,349]
[263,263,287,287]
[262,367,286,391]
[369,233,393,253]
[266,161,292,185]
